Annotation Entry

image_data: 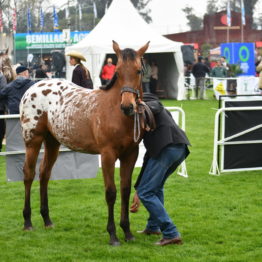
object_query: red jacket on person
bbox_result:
[101,64,116,81]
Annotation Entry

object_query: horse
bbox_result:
[0,48,16,83]
[20,41,149,246]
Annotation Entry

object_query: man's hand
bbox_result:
[130,191,140,213]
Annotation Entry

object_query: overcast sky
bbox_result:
[48,0,262,34]
[148,0,262,34]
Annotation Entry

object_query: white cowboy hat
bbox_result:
[66,51,86,62]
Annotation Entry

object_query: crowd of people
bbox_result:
[185,48,262,99]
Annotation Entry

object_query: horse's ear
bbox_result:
[112,40,121,57]
[5,48,9,55]
[137,41,150,57]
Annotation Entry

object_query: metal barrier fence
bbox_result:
[0,107,188,180]
[0,114,99,182]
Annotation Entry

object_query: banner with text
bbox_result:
[15,31,90,50]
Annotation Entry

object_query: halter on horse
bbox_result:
[20,41,149,245]
[0,48,16,83]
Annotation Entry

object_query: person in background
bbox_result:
[0,66,35,114]
[130,93,190,246]
[66,51,93,89]
[150,60,158,94]
[220,56,229,73]
[204,57,211,71]
[192,56,210,99]
[256,57,262,92]
[142,57,152,93]
[0,72,7,151]
[211,60,227,78]
[101,57,116,85]
[35,64,49,81]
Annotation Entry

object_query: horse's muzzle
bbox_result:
[121,104,135,116]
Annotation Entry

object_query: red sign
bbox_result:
[220,14,227,26]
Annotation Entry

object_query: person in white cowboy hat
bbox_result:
[66,50,93,89]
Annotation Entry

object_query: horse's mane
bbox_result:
[100,48,137,91]
[122,48,136,61]
[100,72,118,90]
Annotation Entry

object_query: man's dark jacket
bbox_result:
[134,93,190,188]
[192,62,210,78]
[0,73,7,111]
[0,77,35,114]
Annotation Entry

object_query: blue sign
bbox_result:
[221,43,255,76]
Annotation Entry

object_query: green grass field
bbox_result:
[0,92,261,262]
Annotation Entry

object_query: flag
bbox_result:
[27,8,32,33]
[53,6,59,31]
[241,0,246,25]
[40,7,44,32]
[93,1,97,18]
[0,9,3,33]
[79,5,82,20]
[227,0,231,27]
[105,1,109,13]
[65,7,69,20]
[12,8,17,33]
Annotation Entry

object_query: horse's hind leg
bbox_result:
[23,136,43,230]
[119,148,138,241]
[39,133,60,228]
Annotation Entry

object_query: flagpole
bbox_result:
[226,0,231,43]
[240,0,245,43]
[241,21,243,43]
[13,32,16,64]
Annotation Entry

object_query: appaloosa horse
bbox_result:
[20,41,149,245]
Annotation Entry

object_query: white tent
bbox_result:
[65,0,185,100]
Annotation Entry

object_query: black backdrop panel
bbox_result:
[224,100,262,169]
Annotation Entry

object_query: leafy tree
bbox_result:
[206,0,218,15]
[201,43,212,58]
[221,0,259,27]
[0,0,152,33]
[182,6,203,31]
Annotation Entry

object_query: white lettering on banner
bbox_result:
[24,32,89,49]
[240,62,249,73]
[26,35,31,44]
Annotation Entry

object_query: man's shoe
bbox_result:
[137,229,161,235]
[155,237,183,246]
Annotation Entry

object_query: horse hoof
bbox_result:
[109,240,121,246]
[125,236,135,242]
[45,223,54,229]
[23,226,33,231]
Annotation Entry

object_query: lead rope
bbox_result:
[134,111,141,143]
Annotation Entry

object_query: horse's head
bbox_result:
[0,48,15,83]
[113,41,149,116]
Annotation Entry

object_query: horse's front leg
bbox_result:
[119,147,139,242]
[101,151,119,246]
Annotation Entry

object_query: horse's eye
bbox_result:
[137,70,142,75]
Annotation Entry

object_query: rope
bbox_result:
[133,111,141,143]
